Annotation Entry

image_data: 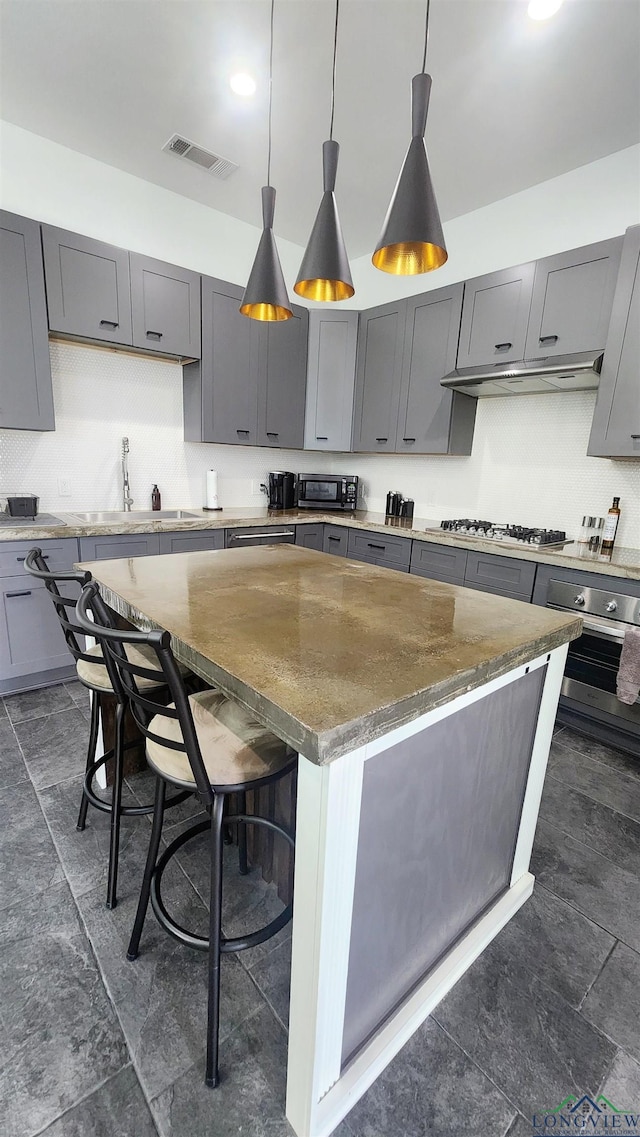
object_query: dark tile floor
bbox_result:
[1,680,639,1137]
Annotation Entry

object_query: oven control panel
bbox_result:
[548,579,640,626]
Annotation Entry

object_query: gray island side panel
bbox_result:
[341,664,545,1067]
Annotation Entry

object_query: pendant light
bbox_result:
[240,0,292,321]
[294,0,354,302]
[372,0,447,275]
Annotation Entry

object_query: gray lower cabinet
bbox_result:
[225,525,296,548]
[295,524,324,551]
[0,211,55,431]
[0,537,79,694]
[323,525,349,556]
[352,301,405,452]
[130,253,201,359]
[463,551,537,601]
[524,237,623,360]
[397,285,475,455]
[257,306,309,449]
[158,529,225,554]
[304,310,358,452]
[457,262,536,368]
[409,541,468,584]
[79,533,161,561]
[41,225,133,346]
[351,553,409,573]
[347,529,412,570]
[588,224,640,458]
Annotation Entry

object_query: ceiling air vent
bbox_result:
[162,134,238,179]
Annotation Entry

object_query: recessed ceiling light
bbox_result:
[528,0,564,19]
[230,72,256,97]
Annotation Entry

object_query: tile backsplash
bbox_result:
[1,340,638,548]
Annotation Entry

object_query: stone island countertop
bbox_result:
[79,544,582,764]
[5,505,640,580]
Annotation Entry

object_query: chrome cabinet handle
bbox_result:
[236,429,250,435]
[375,437,388,443]
[230,532,294,540]
[403,437,416,443]
[100,319,119,329]
[17,554,49,562]
[631,434,640,439]
[266,432,279,437]
[146,330,163,339]
[6,589,32,598]
[539,334,558,344]
[367,542,386,551]
[316,436,328,441]
[495,342,512,350]
[328,535,340,541]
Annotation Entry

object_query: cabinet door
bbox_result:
[79,534,161,561]
[397,284,475,455]
[42,225,132,345]
[347,529,412,569]
[464,551,536,601]
[409,541,467,584]
[525,238,623,360]
[130,253,201,358]
[352,300,406,452]
[0,211,54,431]
[304,310,358,451]
[588,225,640,458]
[457,263,535,368]
[158,529,224,554]
[323,525,348,556]
[295,524,324,551]
[0,576,73,682]
[257,305,309,449]
[184,277,259,444]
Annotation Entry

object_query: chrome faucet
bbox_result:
[121,437,133,511]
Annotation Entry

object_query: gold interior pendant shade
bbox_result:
[239,301,292,321]
[372,238,448,275]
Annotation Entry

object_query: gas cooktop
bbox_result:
[430,520,573,549]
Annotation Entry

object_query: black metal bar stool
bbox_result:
[75,580,297,1088]
[25,548,192,908]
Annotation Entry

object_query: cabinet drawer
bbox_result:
[0,576,74,680]
[464,551,536,600]
[0,537,79,578]
[225,526,296,548]
[347,529,411,567]
[158,529,224,555]
[79,534,161,562]
[295,525,324,552]
[350,553,409,573]
[323,525,348,557]
[410,541,468,584]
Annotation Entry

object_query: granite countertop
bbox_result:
[79,544,582,764]
[5,505,640,580]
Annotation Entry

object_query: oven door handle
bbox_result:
[581,619,626,641]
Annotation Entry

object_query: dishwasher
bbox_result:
[224,525,296,548]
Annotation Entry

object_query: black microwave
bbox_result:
[296,474,359,511]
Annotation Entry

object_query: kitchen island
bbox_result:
[79,543,581,1137]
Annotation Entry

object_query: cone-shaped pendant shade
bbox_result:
[240,186,293,321]
[294,141,354,302]
[372,73,447,275]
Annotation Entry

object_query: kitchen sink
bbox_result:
[71,510,202,523]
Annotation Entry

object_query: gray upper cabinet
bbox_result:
[0,211,54,431]
[257,305,309,449]
[525,237,623,360]
[457,262,536,368]
[588,225,640,458]
[130,253,201,358]
[304,310,358,452]
[42,225,133,346]
[397,284,475,455]
[352,300,405,452]
[184,277,258,444]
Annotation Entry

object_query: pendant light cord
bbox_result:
[328,0,340,141]
[267,0,275,185]
[421,0,431,73]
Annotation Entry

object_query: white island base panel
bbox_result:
[286,644,567,1137]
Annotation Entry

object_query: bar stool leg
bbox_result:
[76,689,100,831]
[238,790,248,876]
[205,793,225,1088]
[127,777,167,960]
[106,700,126,909]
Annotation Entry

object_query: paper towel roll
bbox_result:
[205,469,219,509]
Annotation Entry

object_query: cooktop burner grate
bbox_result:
[430,520,573,548]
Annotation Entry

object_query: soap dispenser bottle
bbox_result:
[151,485,161,511]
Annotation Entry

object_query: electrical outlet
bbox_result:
[58,477,71,497]
[251,480,265,496]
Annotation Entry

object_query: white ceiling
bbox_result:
[1,0,639,258]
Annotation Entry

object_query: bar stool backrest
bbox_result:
[25,547,99,666]
[75,581,215,805]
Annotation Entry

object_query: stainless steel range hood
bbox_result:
[440,351,603,398]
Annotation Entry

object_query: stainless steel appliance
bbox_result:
[225,526,295,548]
[546,578,640,732]
[297,473,358,511]
[267,471,296,511]
[433,519,572,548]
[441,351,603,398]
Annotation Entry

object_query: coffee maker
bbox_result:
[267,471,296,511]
